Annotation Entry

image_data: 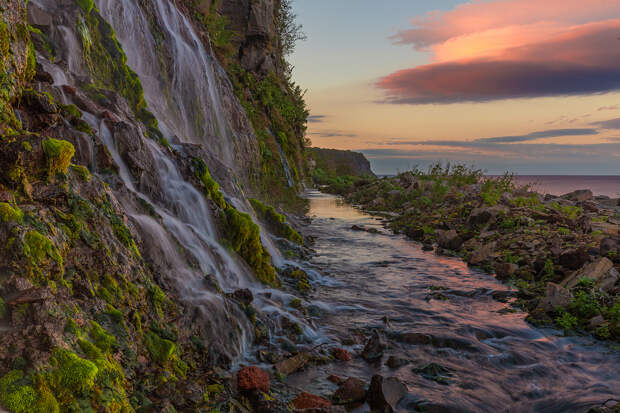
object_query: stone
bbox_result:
[385,356,409,369]
[435,229,463,250]
[468,206,507,227]
[559,248,590,270]
[600,238,618,256]
[495,262,518,279]
[332,348,352,361]
[275,352,309,376]
[291,392,332,410]
[588,315,606,330]
[328,374,345,384]
[361,331,385,361]
[367,375,407,413]
[539,283,573,311]
[561,257,619,292]
[333,378,367,404]
[237,366,270,393]
[231,288,254,306]
[562,189,593,202]
[469,242,496,265]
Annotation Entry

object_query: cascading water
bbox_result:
[31,0,323,361]
[96,0,234,168]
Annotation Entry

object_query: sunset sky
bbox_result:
[290,0,620,175]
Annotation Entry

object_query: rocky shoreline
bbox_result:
[320,166,620,342]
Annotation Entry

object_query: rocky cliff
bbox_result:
[309,147,375,178]
[0,0,312,411]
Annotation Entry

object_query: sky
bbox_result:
[289,0,620,175]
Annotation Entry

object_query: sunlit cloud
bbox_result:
[379,0,620,104]
[597,105,619,111]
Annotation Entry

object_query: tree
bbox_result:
[276,0,307,56]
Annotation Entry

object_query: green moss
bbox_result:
[0,296,6,318]
[224,207,279,287]
[64,319,80,336]
[21,141,31,151]
[104,304,123,323]
[51,349,98,394]
[144,330,176,364]
[0,202,23,223]
[193,158,225,209]
[25,42,36,81]
[289,298,302,309]
[0,371,39,413]
[75,0,94,13]
[78,339,103,360]
[90,321,116,352]
[249,198,303,244]
[23,231,63,279]
[60,104,82,119]
[69,164,91,181]
[42,138,76,178]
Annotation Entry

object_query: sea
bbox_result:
[510,175,620,198]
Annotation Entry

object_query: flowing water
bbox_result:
[287,191,620,413]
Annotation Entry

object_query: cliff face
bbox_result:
[0,0,309,411]
[309,147,375,178]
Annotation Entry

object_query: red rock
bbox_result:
[332,348,352,361]
[291,392,332,410]
[61,84,76,95]
[328,374,344,384]
[237,366,269,393]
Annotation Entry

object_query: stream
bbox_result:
[286,191,620,413]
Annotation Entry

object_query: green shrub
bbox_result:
[42,138,75,178]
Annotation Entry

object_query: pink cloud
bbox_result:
[378,0,620,104]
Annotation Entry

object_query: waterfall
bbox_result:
[96,0,233,168]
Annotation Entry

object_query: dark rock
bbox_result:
[600,238,618,256]
[237,366,270,393]
[361,330,385,361]
[495,262,518,280]
[386,356,410,369]
[399,332,432,345]
[562,189,593,202]
[405,227,424,240]
[414,363,453,385]
[469,242,496,265]
[422,243,434,252]
[333,377,367,404]
[435,229,463,250]
[559,248,590,270]
[328,374,345,384]
[231,288,254,306]
[367,375,407,413]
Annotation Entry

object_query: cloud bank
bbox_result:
[379,1,620,104]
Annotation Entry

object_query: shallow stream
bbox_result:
[287,191,620,413]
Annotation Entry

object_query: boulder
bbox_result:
[367,375,407,413]
[385,356,409,369]
[332,348,352,362]
[291,392,332,410]
[435,229,463,251]
[468,206,507,227]
[275,352,309,376]
[561,257,619,292]
[469,242,496,265]
[562,189,593,202]
[600,238,618,257]
[559,248,590,270]
[539,283,573,311]
[237,366,270,393]
[495,262,518,279]
[361,331,385,361]
[333,378,367,404]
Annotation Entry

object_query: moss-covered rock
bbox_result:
[42,138,75,178]
[249,198,302,244]
[0,202,23,223]
[144,330,176,364]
